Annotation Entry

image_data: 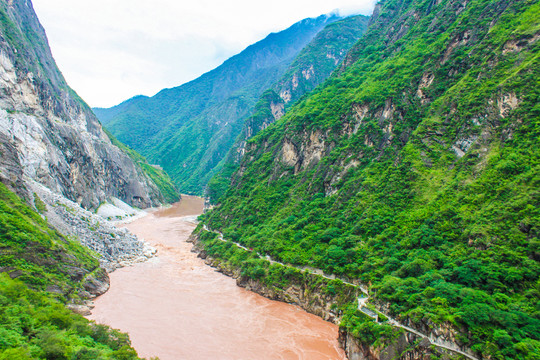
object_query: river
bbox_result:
[88,196,346,360]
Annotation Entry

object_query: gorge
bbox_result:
[0,0,538,359]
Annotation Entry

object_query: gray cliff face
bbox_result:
[0,131,25,197]
[0,0,168,270]
[0,0,164,210]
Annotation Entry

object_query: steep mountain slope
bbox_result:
[207,15,369,202]
[202,0,540,358]
[95,14,344,194]
[0,0,176,209]
[275,15,370,109]
[0,0,178,269]
[0,0,180,327]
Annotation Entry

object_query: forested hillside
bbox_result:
[207,15,369,202]
[95,14,341,194]
[202,0,540,358]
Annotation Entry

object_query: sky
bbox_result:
[32,0,377,108]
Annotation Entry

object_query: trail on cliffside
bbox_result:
[201,225,479,360]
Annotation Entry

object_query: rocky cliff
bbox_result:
[0,0,168,210]
[338,329,440,360]
[0,0,176,269]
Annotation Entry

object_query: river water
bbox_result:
[88,196,346,360]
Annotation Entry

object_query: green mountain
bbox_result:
[275,14,370,108]
[207,15,369,202]
[95,14,353,195]
[201,0,540,358]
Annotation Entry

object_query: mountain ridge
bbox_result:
[96,13,362,194]
[207,14,370,202]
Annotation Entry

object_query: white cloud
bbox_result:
[32,0,376,107]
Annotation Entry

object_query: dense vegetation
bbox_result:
[96,14,368,195]
[194,226,357,304]
[0,274,141,360]
[0,182,99,297]
[204,0,540,358]
[0,183,143,358]
[207,15,369,202]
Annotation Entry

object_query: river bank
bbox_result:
[88,197,346,360]
[190,224,475,360]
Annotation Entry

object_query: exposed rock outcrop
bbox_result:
[67,267,110,315]
[0,0,166,271]
[338,329,451,360]
[0,4,165,209]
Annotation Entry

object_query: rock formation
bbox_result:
[0,1,166,210]
[0,0,171,268]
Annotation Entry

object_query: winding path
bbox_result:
[202,225,479,360]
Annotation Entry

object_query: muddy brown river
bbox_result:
[89,196,346,360]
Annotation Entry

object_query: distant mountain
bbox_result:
[202,0,540,358]
[207,15,369,202]
[95,14,348,194]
